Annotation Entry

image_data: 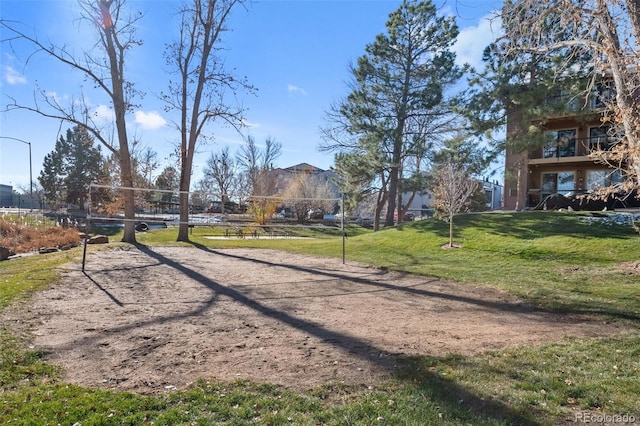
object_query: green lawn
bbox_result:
[1,211,639,425]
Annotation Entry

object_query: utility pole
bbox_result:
[0,136,33,210]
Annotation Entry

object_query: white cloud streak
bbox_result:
[134,110,167,129]
[287,84,308,95]
[4,66,27,85]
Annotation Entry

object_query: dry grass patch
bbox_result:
[0,217,81,254]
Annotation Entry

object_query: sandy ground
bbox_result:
[2,246,630,394]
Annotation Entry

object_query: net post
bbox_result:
[341,193,345,264]
[82,184,92,272]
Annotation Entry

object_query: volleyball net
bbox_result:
[86,183,345,236]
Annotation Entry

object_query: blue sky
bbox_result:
[1,0,502,191]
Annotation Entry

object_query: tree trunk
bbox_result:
[396,190,404,225]
[177,157,193,242]
[120,156,137,243]
[400,190,417,222]
[449,215,454,248]
[596,0,640,185]
[385,129,403,227]
[374,189,387,231]
[385,166,398,227]
[102,11,136,243]
[626,0,640,43]
[515,163,522,211]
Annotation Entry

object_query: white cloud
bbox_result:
[4,66,27,85]
[93,104,115,121]
[134,110,167,129]
[45,91,68,105]
[453,13,502,70]
[287,84,308,95]
[240,119,259,128]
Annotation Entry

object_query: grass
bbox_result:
[0,249,77,310]
[1,210,639,424]
[167,211,639,323]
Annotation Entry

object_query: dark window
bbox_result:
[542,172,575,198]
[590,81,615,109]
[543,129,576,158]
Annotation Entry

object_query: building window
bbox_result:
[542,172,575,198]
[543,129,576,158]
[590,81,615,109]
[545,88,579,111]
[589,126,612,151]
[586,170,623,190]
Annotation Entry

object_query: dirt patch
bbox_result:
[618,261,640,275]
[2,246,630,394]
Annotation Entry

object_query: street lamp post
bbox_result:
[0,136,33,210]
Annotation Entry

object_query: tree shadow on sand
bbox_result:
[109,242,547,424]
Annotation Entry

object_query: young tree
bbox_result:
[430,134,486,247]
[431,160,479,248]
[2,0,143,242]
[163,0,254,242]
[124,142,159,212]
[39,145,65,209]
[321,0,463,228]
[134,145,160,189]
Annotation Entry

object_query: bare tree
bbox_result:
[2,0,142,242]
[163,0,254,242]
[134,145,160,188]
[236,135,282,193]
[431,161,479,248]
[282,173,336,223]
[200,146,236,213]
[235,135,282,221]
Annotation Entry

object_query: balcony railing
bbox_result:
[543,140,576,158]
[543,91,614,113]
[530,136,618,160]
[544,94,581,112]
[581,136,617,152]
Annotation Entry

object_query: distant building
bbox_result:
[400,190,434,218]
[0,184,12,207]
[269,163,340,196]
[400,176,503,218]
[482,179,503,210]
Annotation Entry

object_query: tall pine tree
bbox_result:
[38,126,106,208]
[321,0,463,228]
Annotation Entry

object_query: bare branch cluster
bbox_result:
[431,160,479,247]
